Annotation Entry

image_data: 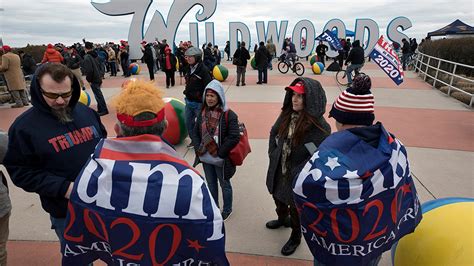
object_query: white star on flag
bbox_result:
[310,151,320,163]
[343,170,359,179]
[325,157,340,170]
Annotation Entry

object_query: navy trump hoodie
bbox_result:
[4,68,107,218]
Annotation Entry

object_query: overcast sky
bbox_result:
[2,0,473,47]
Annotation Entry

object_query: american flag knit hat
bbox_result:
[329,74,375,125]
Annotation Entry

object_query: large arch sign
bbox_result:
[91,0,412,60]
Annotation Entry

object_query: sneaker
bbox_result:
[236,83,240,86]
[242,83,246,86]
[10,104,23,108]
[256,82,262,84]
[222,211,232,221]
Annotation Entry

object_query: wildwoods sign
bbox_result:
[92,0,413,60]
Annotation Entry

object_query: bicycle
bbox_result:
[278,55,305,76]
[336,65,364,87]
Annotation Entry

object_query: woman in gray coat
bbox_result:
[266,77,331,256]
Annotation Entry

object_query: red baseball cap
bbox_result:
[140,40,147,44]
[1,45,11,52]
[285,81,305,94]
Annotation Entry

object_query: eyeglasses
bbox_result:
[40,88,73,99]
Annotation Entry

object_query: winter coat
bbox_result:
[184,62,212,102]
[143,44,155,65]
[266,42,277,57]
[41,48,64,64]
[402,40,411,54]
[266,77,331,196]
[21,54,37,75]
[3,66,107,218]
[64,53,82,70]
[255,45,271,69]
[232,47,250,67]
[191,80,240,180]
[82,51,102,84]
[0,52,26,91]
[161,53,177,72]
[107,49,116,62]
[345,40,365,65]
[0,131,12,218]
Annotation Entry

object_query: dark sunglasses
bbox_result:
[40,88,73,99]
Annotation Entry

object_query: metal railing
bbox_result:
[414,52,474,107]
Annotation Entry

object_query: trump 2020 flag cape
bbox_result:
[370,36,404,85]
[293,123,422,265]
[62,134,229,266]
[315,30,344,51]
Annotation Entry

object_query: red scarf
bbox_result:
[197,107,223,156]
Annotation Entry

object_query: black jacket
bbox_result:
[232,47,250,67]
[191,81,240,180]
[82,51,102,83]
[161,53,177,72]
[4,67,107,218]
[316,44,328,56]
[64,53,82,70]
[266,77,331,195]
[143,44,155,65]
[402,41,411,54]
[21,54,37,75]
[345,41,365,65]
[255,45,271,68]
[184,63,212,102]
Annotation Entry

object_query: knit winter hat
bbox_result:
[329,74,375,125]
[111,79,166,127]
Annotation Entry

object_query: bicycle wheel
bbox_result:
[294,62,305,76]
[278,61,289,74]
[336,70,349,86]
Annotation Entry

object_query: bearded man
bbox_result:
[4,63,107,255]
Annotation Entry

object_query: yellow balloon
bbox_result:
[394,202,474,266]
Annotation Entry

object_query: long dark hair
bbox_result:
[277,96,329,146]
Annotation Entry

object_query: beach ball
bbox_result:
[162,97,187,145]
[79,90,91,106]
[310,54,320,66]
[392,198,474,266]
[212,65,229,82]
[250,56,257,70]
[129,63,141,75]
[312,62,324,74]
[121,78,137,88]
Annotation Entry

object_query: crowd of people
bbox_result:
[0,36,425,265]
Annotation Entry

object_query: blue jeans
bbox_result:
[185,99,202,143]
[314,255,381,266]
[258,67,268,83]
[50,216,66,254]
[346,63,363,83]
[202,163,232,214]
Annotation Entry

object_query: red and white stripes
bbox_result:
[333,91,374,113]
